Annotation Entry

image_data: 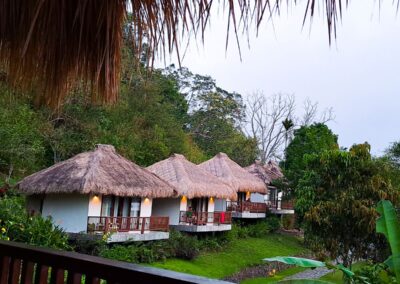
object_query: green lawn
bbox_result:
[151,234,306,279]
[319,262,367,284]
[240,267,307,284]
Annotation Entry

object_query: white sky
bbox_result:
[157,1,400,156]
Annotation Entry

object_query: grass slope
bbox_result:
[152,234,306,279]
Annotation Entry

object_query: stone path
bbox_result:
[284,267,333,280]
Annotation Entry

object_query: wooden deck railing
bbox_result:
[179,211,232,225]
[269,199,294,210]
[87,216,169,234]
[227,201,267,213]
[0,240,232,284]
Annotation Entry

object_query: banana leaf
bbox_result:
[264,256,354,278]
[376,200,400,281]
[263,256,326,268]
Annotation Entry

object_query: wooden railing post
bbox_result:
[140,218,146,234]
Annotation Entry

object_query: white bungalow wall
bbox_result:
[41,193,89,233]
[152,198,181,225]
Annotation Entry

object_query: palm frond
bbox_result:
[0,1,391,107]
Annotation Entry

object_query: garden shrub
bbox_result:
[281,215,295,230]
[100,245,139,263]
[247,220,270,238]
[265,216,281,232]
[0,193,69,250]
[199,237,223,251]
[99,230,201,263]
[173,233,200,260]
[69,237,107,256]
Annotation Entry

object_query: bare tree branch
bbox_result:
[246,93,335,163]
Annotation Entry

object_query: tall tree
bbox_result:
[284,123,338,189]
[297,143,399,267]
[165,66,257,166]
[385,141,400,167]
[0,87,49,182]
[247,93,295,163]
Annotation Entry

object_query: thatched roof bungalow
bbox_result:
[147,153,236,200]
[199,153,268,219]
[199,153,267,194]
[246,160,294,215]
[245,161,272,185]
[17,145,175,241]
[245,160,284,185]
[147,154,235,232]
[18,144,176,198]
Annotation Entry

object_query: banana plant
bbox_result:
[263,200,400,283]
[376,200,400,281]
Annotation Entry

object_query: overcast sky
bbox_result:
[157,1,400,156]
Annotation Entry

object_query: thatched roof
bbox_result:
[245,162,272,185]
[0,1,344,107]
[245,160,284,185]
[199,153,267,194]
[147,154,237,200]
[17,144,176,198]
[265,160,284,181]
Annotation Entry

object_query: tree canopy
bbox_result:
[284,123,339,189]
[297,143,399,267]
[0,58,257,183]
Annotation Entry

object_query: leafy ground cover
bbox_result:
[151,234,306,279]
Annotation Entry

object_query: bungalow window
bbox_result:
[130,198,141,217]
[101,195,114,217]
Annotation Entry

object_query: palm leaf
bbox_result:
[1,1,399,107]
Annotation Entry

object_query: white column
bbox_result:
[208,197,215,213]
[180,196,187,211]
[88,194,102,216]
[140,198,152,217]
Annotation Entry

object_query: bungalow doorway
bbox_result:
[101,196,141,231]
[188,198,209,225]
[190,197,208,213]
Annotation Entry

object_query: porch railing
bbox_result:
[0,240,232,284]
[179,211,232,225]
[269,199,295,210]
[87,216,169,234]
[226,201,267,213]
